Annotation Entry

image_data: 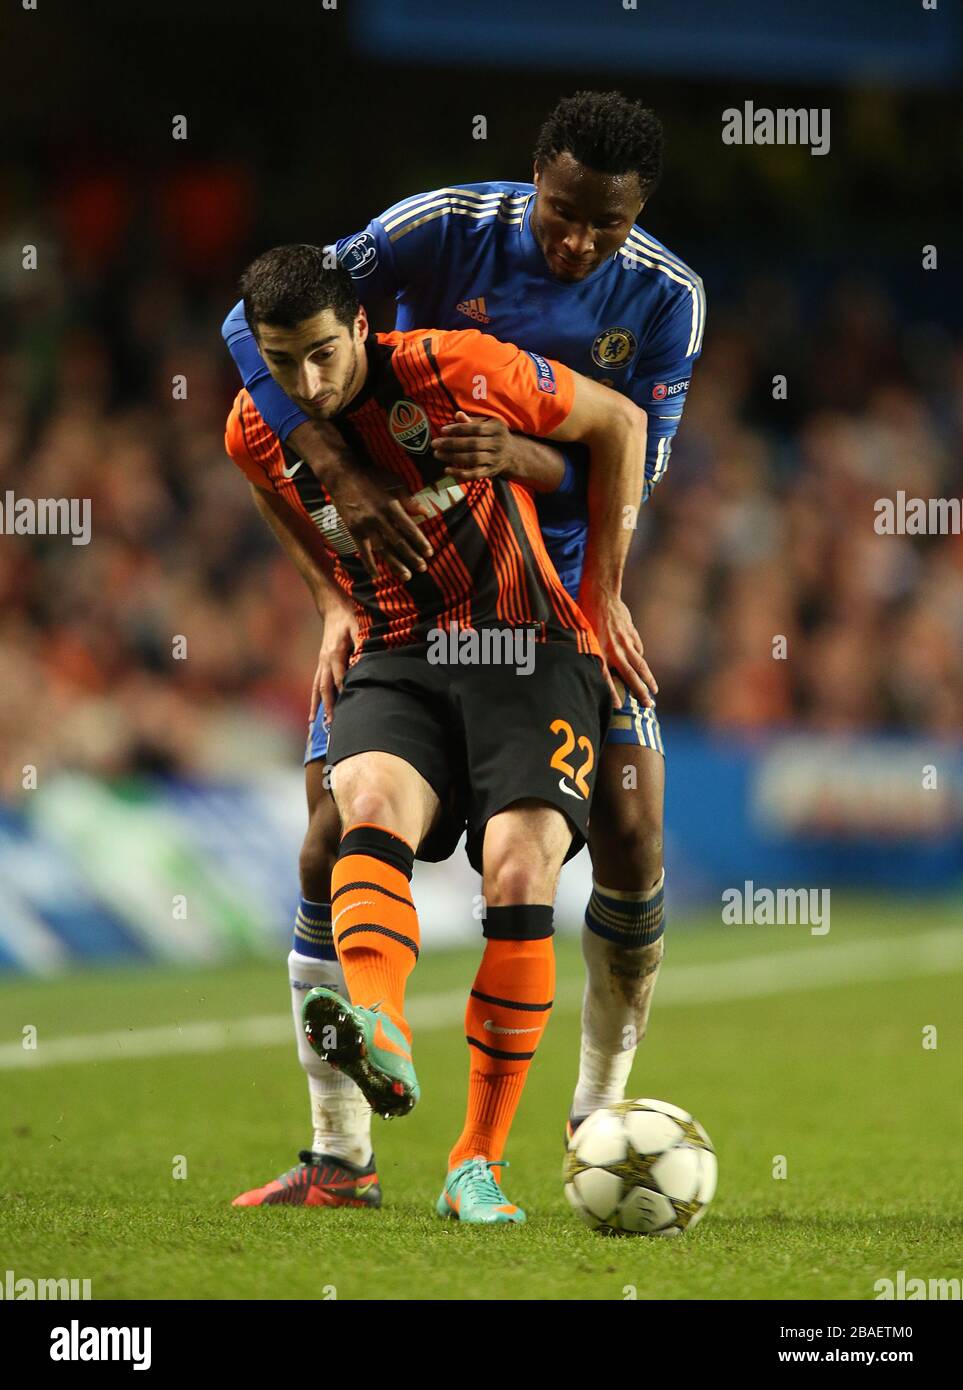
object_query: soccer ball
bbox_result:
[563,1098,717,1236]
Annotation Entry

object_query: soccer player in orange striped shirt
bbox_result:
[225,244,647,1222]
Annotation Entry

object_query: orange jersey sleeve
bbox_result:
[224,389,279,490]
[428,329,575,437]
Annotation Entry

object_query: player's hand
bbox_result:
[323,466,434,583]
[578,589,658,710]
[431,410,514,481]
[311,602,361,728]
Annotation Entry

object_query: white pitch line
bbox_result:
[654,925,963,1005]
[1,928,960,1071]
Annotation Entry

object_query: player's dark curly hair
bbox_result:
[241,244,359,335]
[534,91,663,199]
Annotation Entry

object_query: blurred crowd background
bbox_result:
[2,1,961,789]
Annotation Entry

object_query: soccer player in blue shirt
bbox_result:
[224,91,706,1209]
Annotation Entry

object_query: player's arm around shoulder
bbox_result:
[418,329,558,492]
[549,371,648,460]
[433,327,645,462]
[548,371,649,556]
[549,372,655,710]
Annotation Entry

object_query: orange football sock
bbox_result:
[448,907,555,1171]
[331,823,419,1046]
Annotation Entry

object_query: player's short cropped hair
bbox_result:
[534,91,663,199]
[240,245,359,335]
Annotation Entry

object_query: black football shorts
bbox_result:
[325,638,611,872]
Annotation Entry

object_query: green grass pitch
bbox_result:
[1,896,960,1301]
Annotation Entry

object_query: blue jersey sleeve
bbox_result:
[221,300,310,442]
[624,276,707,500]
[336,191,443,301]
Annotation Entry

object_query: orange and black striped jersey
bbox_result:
[224,327,601,665]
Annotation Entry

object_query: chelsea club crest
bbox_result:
[591,326,637,370]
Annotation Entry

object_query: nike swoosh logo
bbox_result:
[373,1018,412,1062]
[483,1020,542,1035]
[557,777,584,801]
[282,458,303,479]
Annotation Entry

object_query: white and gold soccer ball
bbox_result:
[563,1099,717,1236]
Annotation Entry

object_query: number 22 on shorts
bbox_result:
[549,718,594,800]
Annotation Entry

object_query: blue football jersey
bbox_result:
[222,181,706,596]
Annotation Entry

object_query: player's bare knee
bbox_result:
[330,759,382,825]
[633,825,664,887]
[331,753,428,836]
[337,786,398,832]
[484,846,560,905]
[299,819,338,901]
[599,819,663,890]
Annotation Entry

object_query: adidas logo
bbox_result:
[456,296,492,324]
